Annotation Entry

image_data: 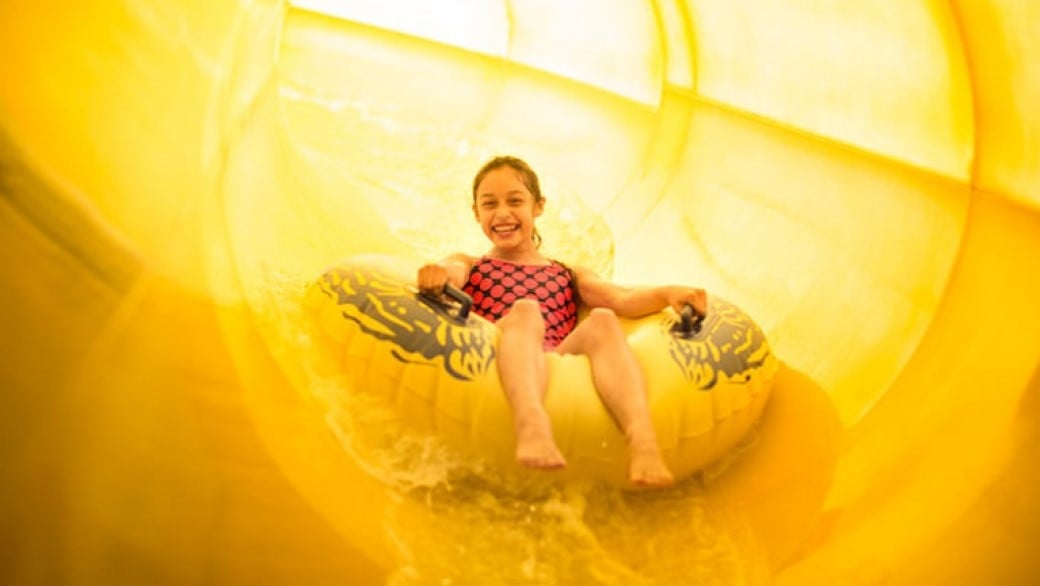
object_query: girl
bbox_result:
[417,156,706,487]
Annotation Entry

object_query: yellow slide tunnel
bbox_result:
[2,0,1038,583]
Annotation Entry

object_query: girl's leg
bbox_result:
[496,299,566,469]
[555,308,673,486]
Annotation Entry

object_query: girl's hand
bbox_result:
[417,263,451,296]
[668,287,707,317]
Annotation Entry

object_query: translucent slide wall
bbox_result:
[1,0,1038,583]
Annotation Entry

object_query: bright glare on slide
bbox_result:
[1,0,1038,584]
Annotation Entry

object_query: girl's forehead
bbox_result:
[476,167,530,195]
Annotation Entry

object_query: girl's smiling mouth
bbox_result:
[492,224,519,234]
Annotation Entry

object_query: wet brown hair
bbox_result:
[471,155,545,248]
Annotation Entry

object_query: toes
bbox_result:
[517,447,568,470]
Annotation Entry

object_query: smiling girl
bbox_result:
[417,156,707,487]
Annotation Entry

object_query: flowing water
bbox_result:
[255,273,770,586]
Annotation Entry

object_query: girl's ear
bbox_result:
[534,198,545,217]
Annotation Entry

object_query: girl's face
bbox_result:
[472,166,543,256]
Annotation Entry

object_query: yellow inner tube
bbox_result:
[306,254,777,485]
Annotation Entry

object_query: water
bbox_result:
[259,273,769,585]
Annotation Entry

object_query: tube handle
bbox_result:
[442,283,472,321]
[670,305,704,339]
[419,283,473,323]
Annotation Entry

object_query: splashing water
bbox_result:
[251,269,769,585]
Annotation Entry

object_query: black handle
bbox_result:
[418,283,473,323]
[442,283,472,321]
[670,305,704,339]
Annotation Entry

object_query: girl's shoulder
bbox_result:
[443,252,479,266]
[556,262,599,281]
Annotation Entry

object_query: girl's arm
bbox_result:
[417,253,476,295]
[573,266,707,319]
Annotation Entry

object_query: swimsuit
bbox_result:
[462,257,578,349]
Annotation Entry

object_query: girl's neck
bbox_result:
[485,246,547,265]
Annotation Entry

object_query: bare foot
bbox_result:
[628,449,675,487]
[514,413,567,470]
[626,427,674,487]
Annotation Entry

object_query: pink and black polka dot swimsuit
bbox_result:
[462,257,578,350]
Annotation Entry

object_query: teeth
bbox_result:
[493,225,518,233]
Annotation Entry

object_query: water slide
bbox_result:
[2,0,1038,583]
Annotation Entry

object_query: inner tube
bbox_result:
[305,254,777,486]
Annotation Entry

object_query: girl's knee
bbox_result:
[553,307,626,356]
[585,307,622,335]
[500,299,545,335]
[505,298,542,319]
